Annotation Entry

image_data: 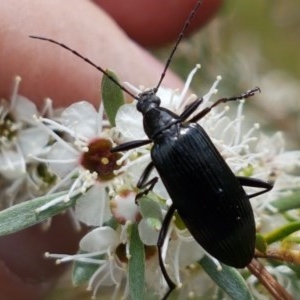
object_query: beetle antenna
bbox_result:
[154,0,203,92]
[29,35,138,100]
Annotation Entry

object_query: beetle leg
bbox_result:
[137,161,155,188]
[157,204,177,299]
[135,162,158,201]
[188,87,261,123]
[179,97,203,122]
[238,176,273,198]
[135,177,159,201]
[110,139,151,152]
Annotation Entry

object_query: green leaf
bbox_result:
[264,221,300,245]
[139,195,163,230]
[269,190,300,212]
[0,191,77,236]
[72,251,102,286]
[101,70,125,126]
[129,223,145,300]
[255,233,267,253]
[199,255,254,300]
[103,216,119,230]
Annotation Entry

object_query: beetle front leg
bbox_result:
[179,97,203,122]
[188,87,261,123]
[110,139,151,152]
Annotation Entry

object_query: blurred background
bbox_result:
[47,0,300,299]
[156,0,300,148]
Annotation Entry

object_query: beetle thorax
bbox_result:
[136,90,179,140]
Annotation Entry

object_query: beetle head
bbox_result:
[136,89,161,114]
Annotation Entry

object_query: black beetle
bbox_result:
[30,0,273,297]
[111,88,273,296]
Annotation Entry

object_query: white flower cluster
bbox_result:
[0,77,56,208]
[2,67,300,299]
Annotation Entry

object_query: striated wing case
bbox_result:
[151,123,255,268]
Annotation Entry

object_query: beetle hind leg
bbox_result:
[238,176,273,198]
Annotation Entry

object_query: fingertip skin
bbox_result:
[0,0,183,108]
[94,0,223,47]
[0,214,87,300]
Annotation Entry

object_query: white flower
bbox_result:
[32,101,107,223]
[0,76,50,179]
[0,77,56,206]
[42,101,102,178]
[46,226,129,300]
[110,190,140,224]
[33,100,136,229]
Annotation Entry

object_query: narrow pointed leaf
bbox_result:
[270,191,300,212]
[200,255,254,300]
[255,233,267,253]
[0,191,77,236]
[72,251,102,286]
[264,221,300,245]
[101,70,125,126]
[129,223,145,300]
